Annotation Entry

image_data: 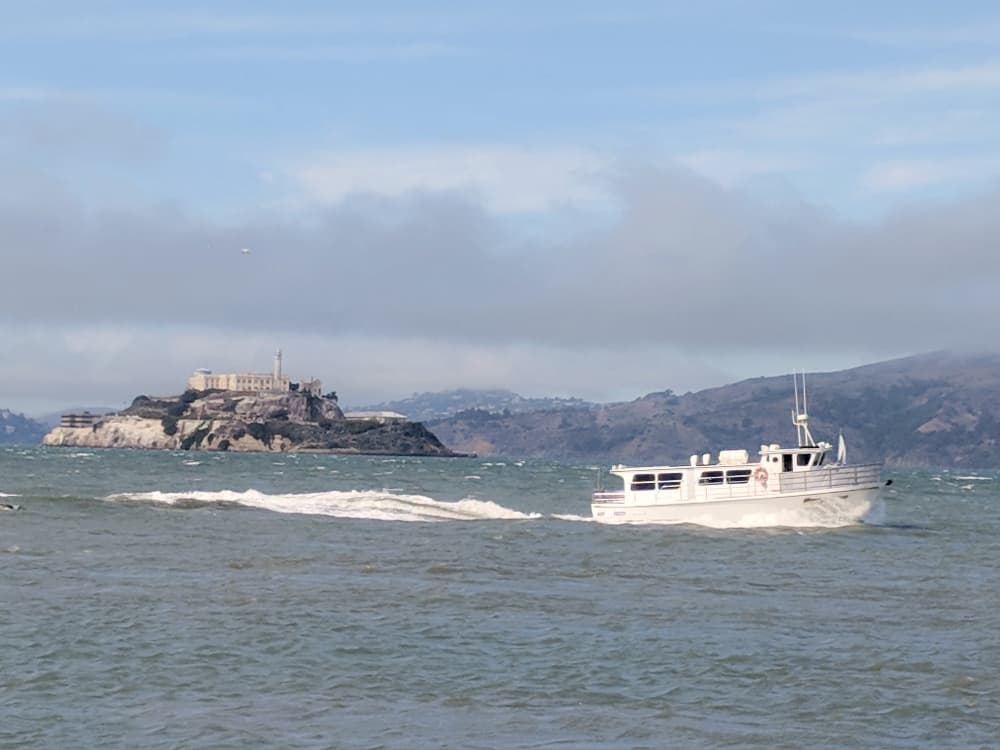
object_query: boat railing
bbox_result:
[776,463,882,494]
[592,490,626,503]
[594,463,881,504]
[690,464,880,501]
[690,464,881,501]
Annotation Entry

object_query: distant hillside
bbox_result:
[428,352,1000,468]
[0,409,48,446]
[349,388,593,422]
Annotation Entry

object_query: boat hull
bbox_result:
[591,485,880,527]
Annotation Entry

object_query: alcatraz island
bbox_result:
[43,351,461,456]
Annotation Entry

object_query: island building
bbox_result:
[186,350,323,396]
[59,411,104,428]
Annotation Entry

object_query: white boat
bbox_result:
[591,375,882,526]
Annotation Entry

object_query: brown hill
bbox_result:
[429,352,1000,467]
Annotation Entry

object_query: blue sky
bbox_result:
[9,1,1000,215]
[3,1,1000,413]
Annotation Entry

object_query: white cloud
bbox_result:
[642,60,1000,200]
[288,145,611,213]
[0,6,667,41]
[0,86,84,102]
[637,60,1000,111]
[894,62,1000,93]
[674,149,806,186]
[868,110,994,147]
[751,61,1000,102]
[0,7,562,42]
[185,42,464,63]
[848,23,1000,47]
[862,158,1000,191]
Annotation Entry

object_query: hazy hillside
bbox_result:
[349,388,593,422]
[428,352,1000,467]
[0,409,48,445]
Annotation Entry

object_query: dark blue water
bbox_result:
[2,448,998,748]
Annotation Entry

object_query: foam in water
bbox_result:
[104,488,542,523]
[863,497,887,526]
[551,513,596,522]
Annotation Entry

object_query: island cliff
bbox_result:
[43,390,459,456]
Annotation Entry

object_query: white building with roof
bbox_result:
[187,350,322,395]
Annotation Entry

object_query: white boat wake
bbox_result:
[105,489,542,523]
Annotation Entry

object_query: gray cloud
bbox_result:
[0,324,742,416]
[3,162,999,356]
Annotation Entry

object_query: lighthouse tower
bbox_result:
[273,349,283,391]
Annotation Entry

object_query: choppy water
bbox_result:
[2,447,998,749]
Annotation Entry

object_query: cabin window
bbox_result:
[797,453,812,467]
[726,469,752,484]
[657,472,683,490]
[698,470,724,485]
[817,453,825,466]
[631,473,656,491]
[783,454,793,472]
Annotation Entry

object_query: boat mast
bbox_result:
[792,371,816,448]
[793,369,800,422]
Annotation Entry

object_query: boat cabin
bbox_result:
[759,442,830,474]
[605,440,834,501]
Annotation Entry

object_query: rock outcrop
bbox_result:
[43,390,459,456]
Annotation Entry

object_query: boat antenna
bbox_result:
[793,369,800,419]
[792,371,816,448]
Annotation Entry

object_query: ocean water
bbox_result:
[1,447,998,749]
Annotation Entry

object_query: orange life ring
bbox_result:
[754,466,769,485]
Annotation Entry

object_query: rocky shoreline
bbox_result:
[43,390,463,456]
